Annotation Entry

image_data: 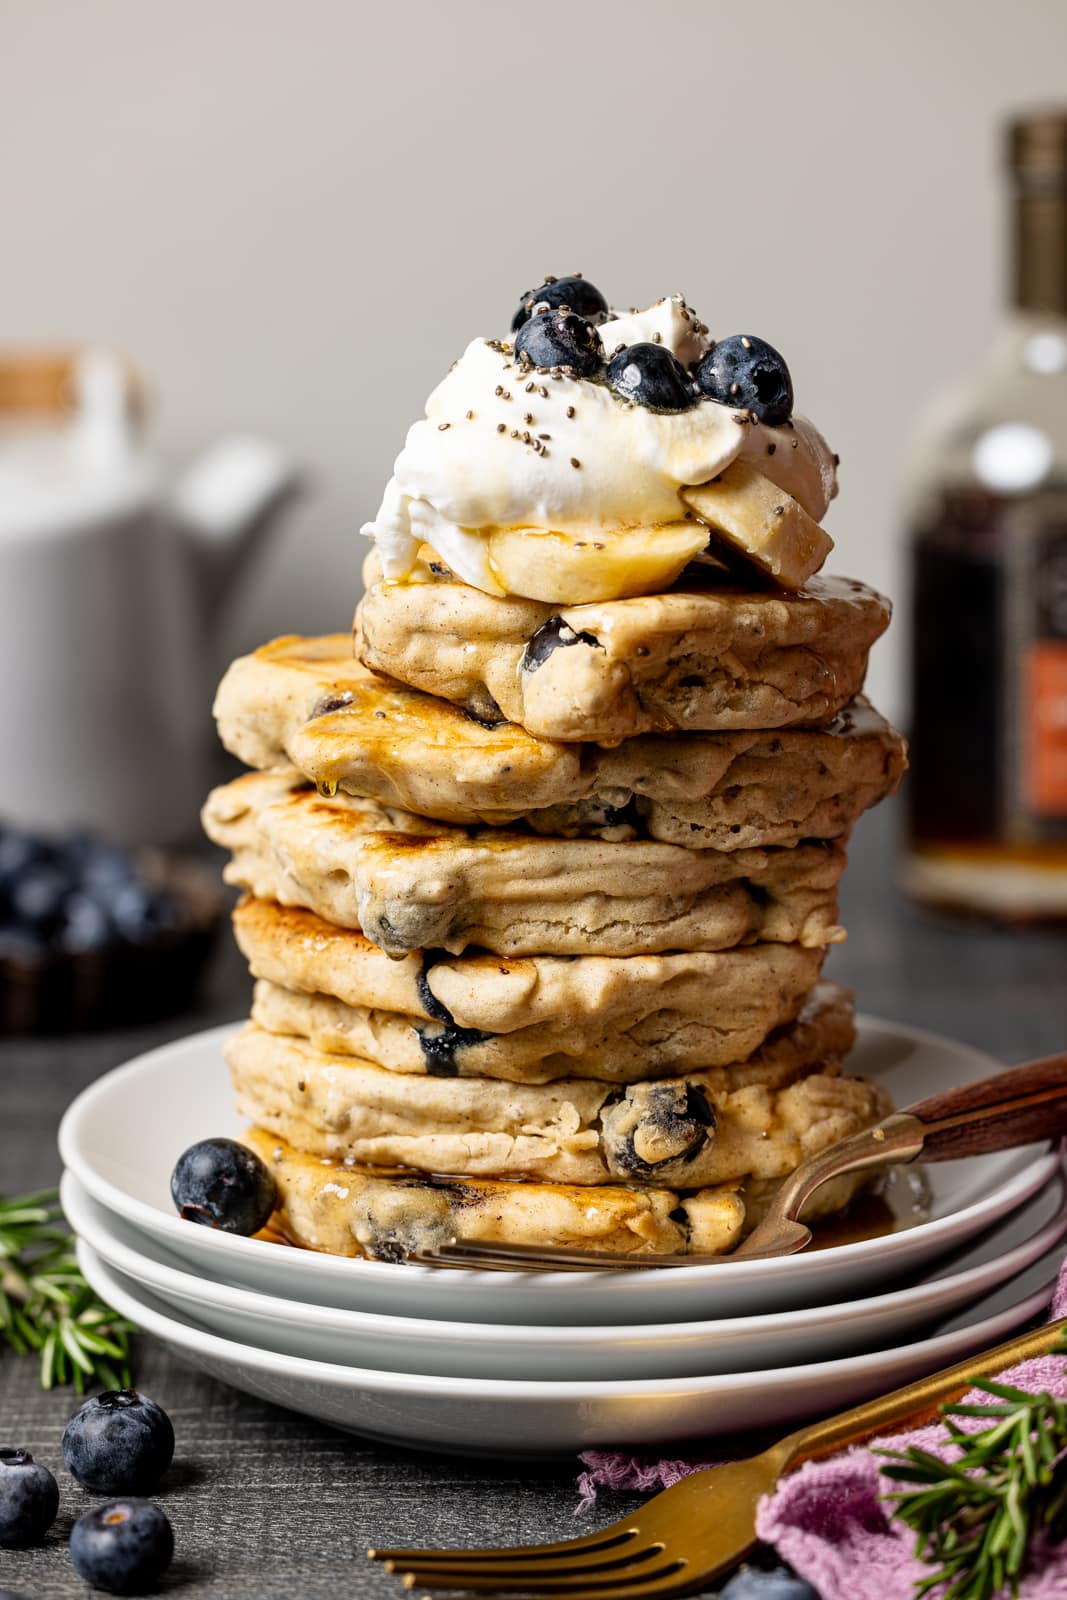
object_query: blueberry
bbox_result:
[606,343,696,412]
[511,274,608,331]
[9,862,71,930]
[63,1390,175,1495]
[171,1137,276,1234]
[694,335,794,425]
[59,891,115,954]
[0,923,48,961]
[105,881,182,945]
[66,835,136,889]
[0,1448,59,1548]
[513,309,603,378]
[522,616,601,673]
[719,1564,819,1600]
[70,1499,174,1595]
[0,829,49,898]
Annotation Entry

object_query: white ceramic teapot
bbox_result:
[0,348,299,844]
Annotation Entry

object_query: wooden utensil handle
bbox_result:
[910,1051,1067,1161]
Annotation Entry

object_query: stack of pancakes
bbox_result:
[203,551,906,1262]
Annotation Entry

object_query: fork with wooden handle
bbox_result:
[411,1050,1067,1272]
[369,1314,1067,1599]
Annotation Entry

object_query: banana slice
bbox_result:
[681,462,833,590]
[482,521,710,604]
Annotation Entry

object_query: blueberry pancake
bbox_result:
[214,635,906,845]
[233,898,829,1083]
[356,549,890,744]
[244,1126,875,1261]
[226,989,885,1188]
[203,771,846,958]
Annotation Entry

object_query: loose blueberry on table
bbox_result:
[511,274,609,330]
[606,342,696,412]
[171,1136,277,1234]
[70,1499,174,1596]
[63,1390,175,1495]
[719,1562,819,1599]
[0,1447,59,1548]
[694,335,794,425]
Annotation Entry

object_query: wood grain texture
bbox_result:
[912,1053,1067,1160]
[2,799,1067,1596]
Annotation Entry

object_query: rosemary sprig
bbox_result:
[879,1334,1067,1600]
[0,1188,137,1393]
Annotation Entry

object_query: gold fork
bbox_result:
[411,1050,1067,1272]
[369,1314,1067,1598]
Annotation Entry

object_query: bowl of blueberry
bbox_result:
[0,823,226,1032]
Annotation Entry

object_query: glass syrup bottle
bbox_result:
[903,109,1067,919]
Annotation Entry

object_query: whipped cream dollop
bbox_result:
[362,295,838,598]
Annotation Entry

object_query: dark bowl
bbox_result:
[0,851,227,1033]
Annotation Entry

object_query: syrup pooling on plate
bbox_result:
[808,1168,932,1253]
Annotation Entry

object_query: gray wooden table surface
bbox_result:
[2,797,1066,1598]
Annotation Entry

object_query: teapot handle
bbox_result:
[171,437,301,614]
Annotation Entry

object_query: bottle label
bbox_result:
[1025,642,1067,812]
[1021,514,1067,822]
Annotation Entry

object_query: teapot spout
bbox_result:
[172,437,300,620]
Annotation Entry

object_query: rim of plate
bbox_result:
[78,1237,1060,1399]
[61,1165,1067,1347]
[59,1019,1057,1288]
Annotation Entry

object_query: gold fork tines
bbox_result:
[373,1460,777,1597]
[369,1316,1067,1599]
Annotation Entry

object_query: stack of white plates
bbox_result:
[59,1019,1065,1456]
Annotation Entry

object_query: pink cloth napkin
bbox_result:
[576,1265,1067,1597]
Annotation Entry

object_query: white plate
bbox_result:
[59,1020,1060,1323]
[62,1166,1067,1381]
[78,1240,1058,1455]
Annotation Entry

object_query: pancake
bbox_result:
[202,772,846,958]
[355,548,891,743]
[213,635,906,847]
[244,1127,877,1261]
[234,897,831,1083]
[227,994,885,1189]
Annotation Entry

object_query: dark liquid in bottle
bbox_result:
[907,484,1067,914]
[909,488,1006,846]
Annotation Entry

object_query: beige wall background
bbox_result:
[5,0,1067,720]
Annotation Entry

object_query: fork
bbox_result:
[410,1050,1067,1272]
[369,1313,1067,1598]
